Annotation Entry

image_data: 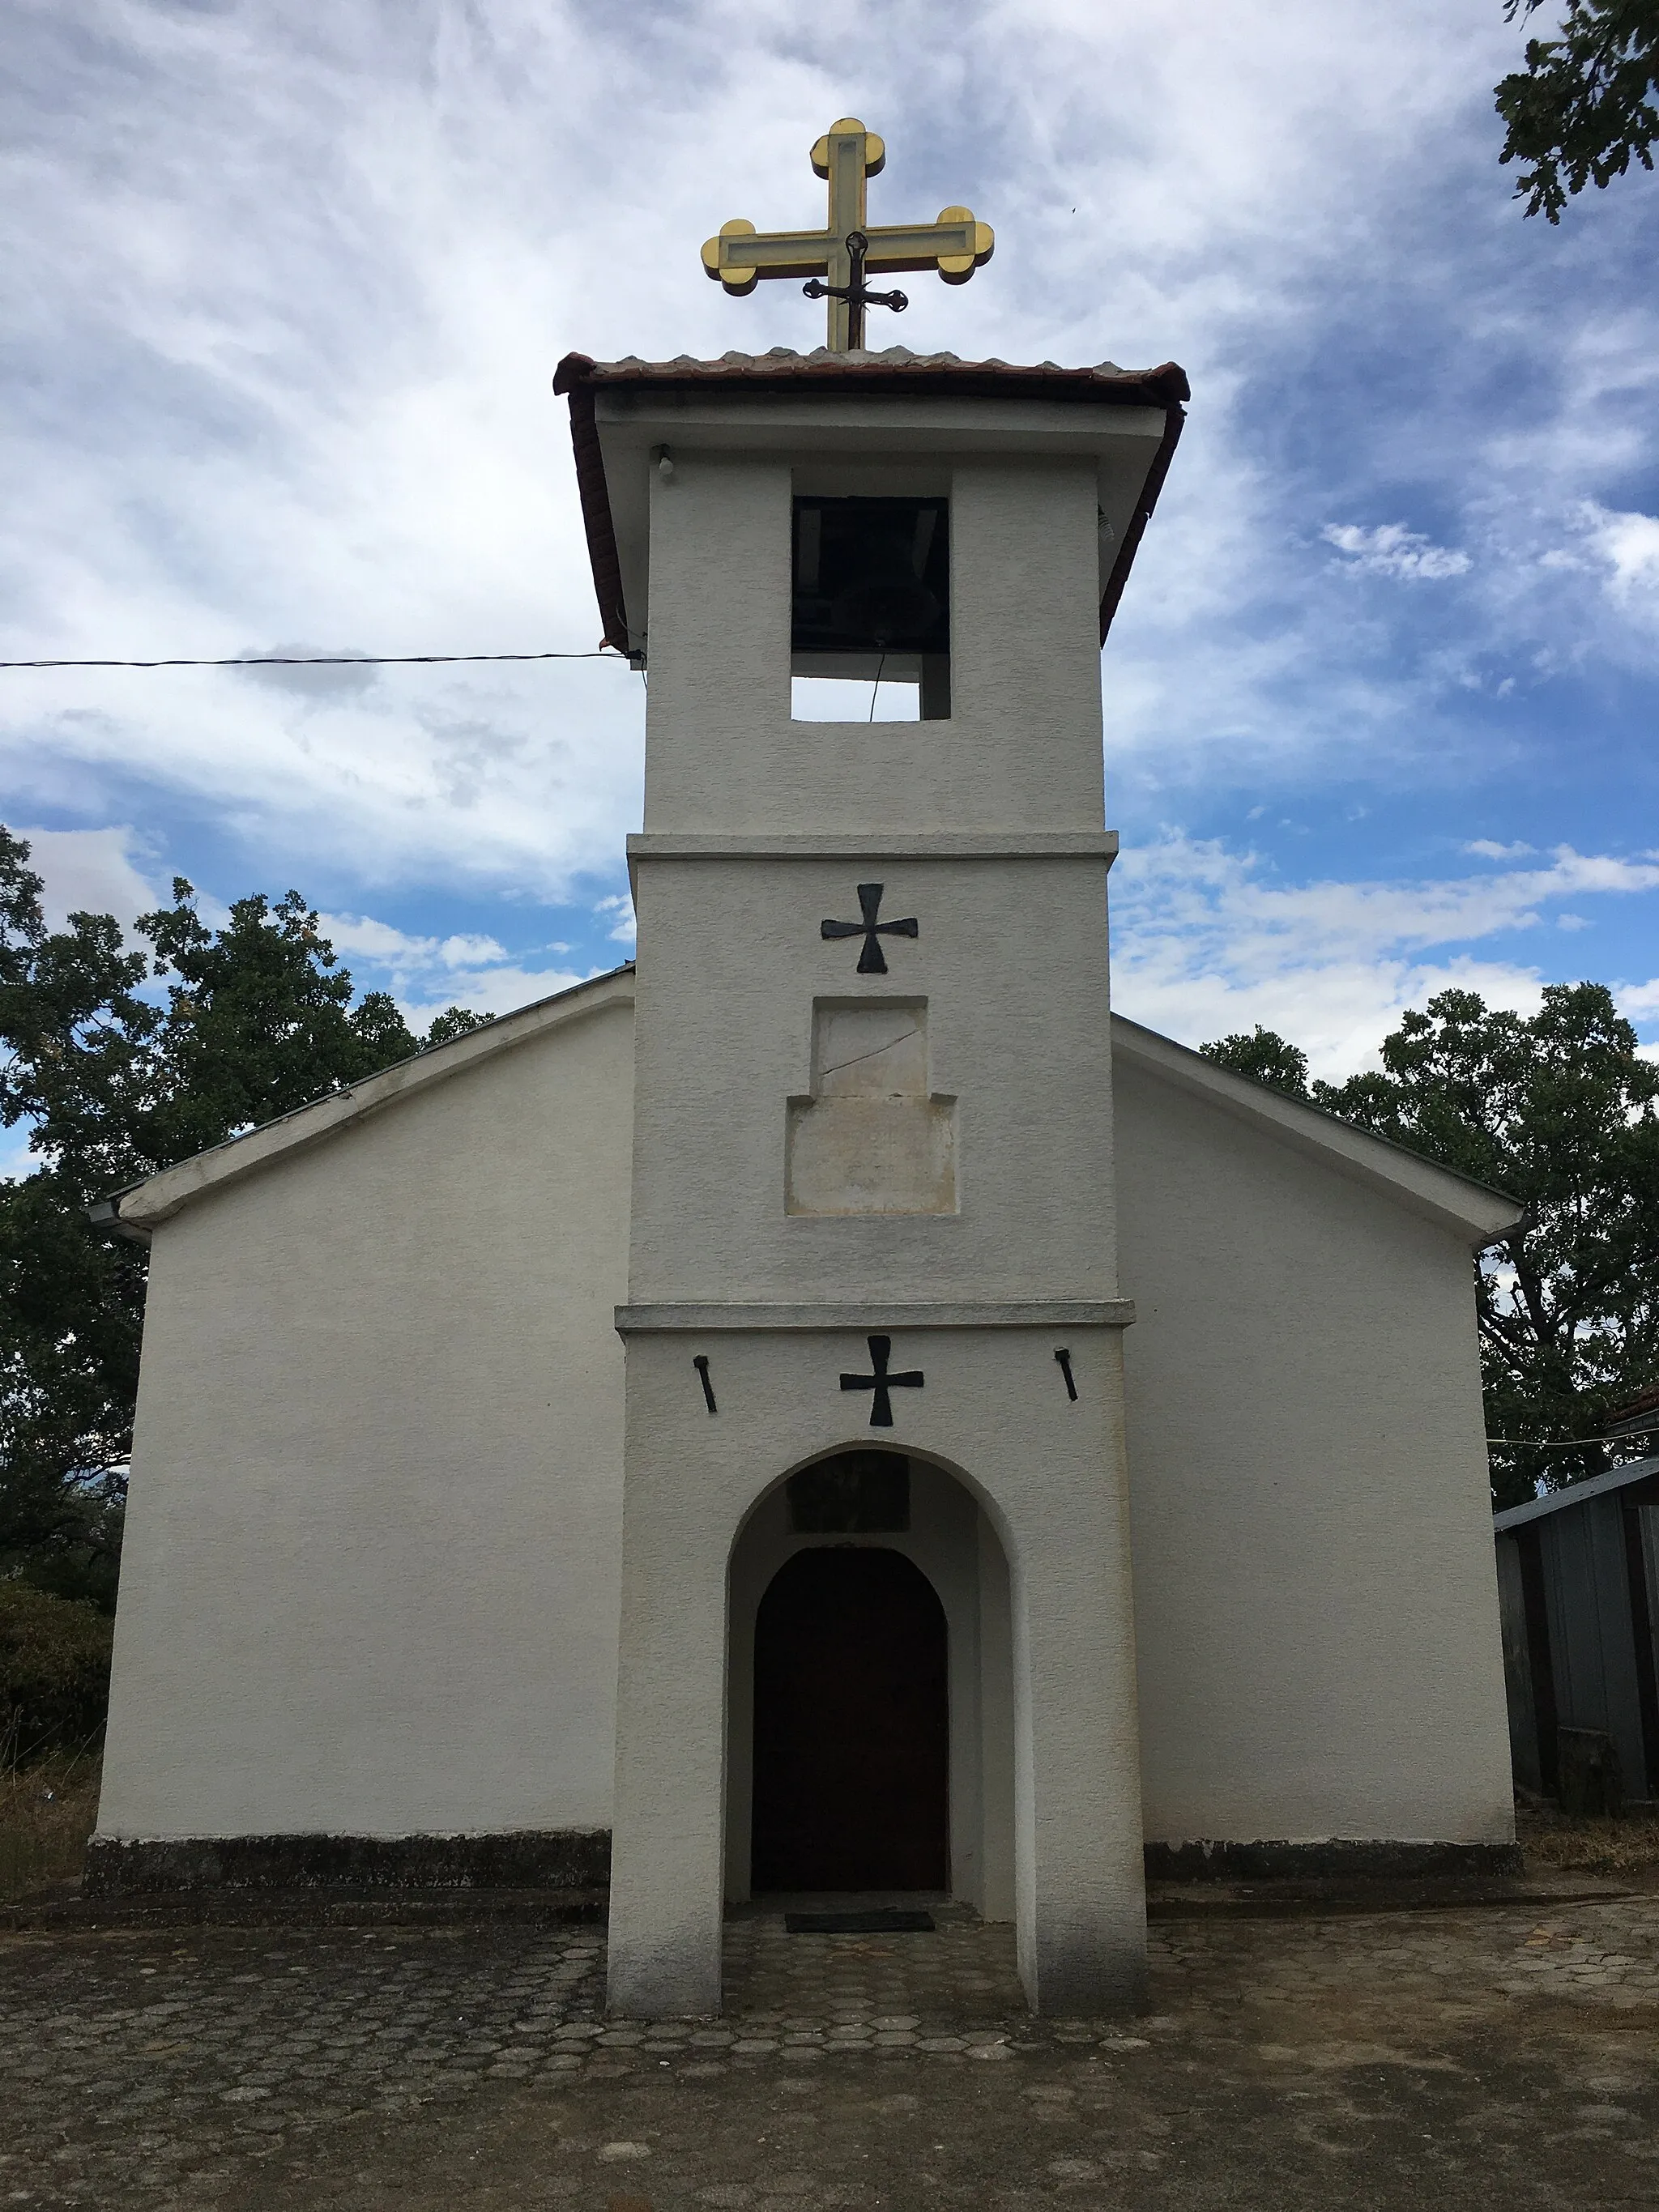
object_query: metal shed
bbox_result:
[1494,1455,1659,1805]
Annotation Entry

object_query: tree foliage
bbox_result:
[1495,0,1659,220]
[1197,1025,1312,1100]
[1205,986,1659,1509]
[0,829,488,1604]
[0,1580,113,1762]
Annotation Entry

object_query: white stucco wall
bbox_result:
[1113,1054,1516,1848]
[99,977,1513,1864]
[608,1323,1145,2019]
[638,444,1112,835]
[609,418,1151,2016]
[96,993,635,1842]
[627,850,1120,1308]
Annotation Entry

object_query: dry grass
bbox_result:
[0,1750,100,1902]
[1516,1795,1659,1876]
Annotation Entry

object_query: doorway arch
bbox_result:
[752,1545,949,1891]
[726,1448,1015,1913]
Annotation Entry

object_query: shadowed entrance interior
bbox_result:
[751,1545,949,1891]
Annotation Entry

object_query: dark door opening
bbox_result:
[751,1545,949,1892]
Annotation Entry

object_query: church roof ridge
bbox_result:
[554,347,1189,406]
[1493,1450,1659,1532]
[96,976,1524,1251]
[1109,1015,1525,1247]
[92,961,638,1239]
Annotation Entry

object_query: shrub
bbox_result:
[0,1580,113,1763]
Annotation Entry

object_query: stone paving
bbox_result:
[2,1898,1659,2207]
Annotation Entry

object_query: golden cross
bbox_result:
[701,119,993,353]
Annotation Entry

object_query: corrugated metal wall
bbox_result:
[1539,1494,1645,1793]
[1643,1502,1659,1729]
[1495,1535,1541,1793]
[1496,1481,1659,1805]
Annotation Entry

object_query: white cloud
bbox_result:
[1321,523,1472,581]
[10,824,160,931]
[1575,501,1659,621]
[313,907,599,1025]
[234,647,379,700]
[0,0,1654,1006]
[437,932,510,966]
[1617,978,1659,1020]
[1111,835,1659,1077]
[1465,839,1536,860]
[399,963,591,1029]
[318,914,440,964]
[318,913,511,970]
[1,0,1644,890]
[595,893,636,947]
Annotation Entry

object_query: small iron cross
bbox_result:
[840,1334,924,1428]
[821,883,918,974]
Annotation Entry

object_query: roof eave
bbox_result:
[552,350,1188,658]
[1494,1452,1659,1532]
[1109,1015,1525,1245]
[100,965,638,1236]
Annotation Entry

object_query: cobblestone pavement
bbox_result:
[3,1899,1659,2209]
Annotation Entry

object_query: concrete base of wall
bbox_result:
[1145,1839,1524,1882]
[83,1829,612,1898]
[83,1831,1525,1908]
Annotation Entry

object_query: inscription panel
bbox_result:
[786,999,957,1216]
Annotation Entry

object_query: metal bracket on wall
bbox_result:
[693,1354,718,1413]
[1055,1347,1079,1401]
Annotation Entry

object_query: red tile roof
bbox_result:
[552,347,1188,654]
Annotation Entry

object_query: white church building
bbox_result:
[91,337,1521,2018]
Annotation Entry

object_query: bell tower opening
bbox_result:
[790,494,951,722]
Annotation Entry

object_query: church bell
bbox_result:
[791,495,950,658]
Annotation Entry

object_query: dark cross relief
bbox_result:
[821,882,919,975]
[841,1334,924,1428]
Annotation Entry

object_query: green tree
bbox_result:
[1199,1025,1311,1100]
[1496,0,1659,220]
[1203,987,1659,1509]
[0,829,488,1604]
[0,1580,114,1762]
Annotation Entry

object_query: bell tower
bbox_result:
[555,134,1186,2020]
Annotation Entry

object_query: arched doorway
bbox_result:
[751,1545,949,1891]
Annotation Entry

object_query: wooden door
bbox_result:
[751,1545,949,1891]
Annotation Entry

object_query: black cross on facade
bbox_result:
[840,1334,924,1427]
[820,883,919,974]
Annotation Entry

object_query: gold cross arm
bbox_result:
[701,211,994,292]
[699,118,994,351]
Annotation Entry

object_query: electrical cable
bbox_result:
[0,650,622,670]
[1486,1426,1659,1449]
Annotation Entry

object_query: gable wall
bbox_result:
[97,993,1517,1853]
[1114,1060,1515,1846]
[96,999,634,1841]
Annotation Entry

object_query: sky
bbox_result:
[3,0,1657,1110]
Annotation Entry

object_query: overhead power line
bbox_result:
[1486,1426,1659,1449]
[0,650,623,670]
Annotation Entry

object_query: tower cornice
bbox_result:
[553,347,1187,659]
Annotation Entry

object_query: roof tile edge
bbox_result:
[552,347,1190,653]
